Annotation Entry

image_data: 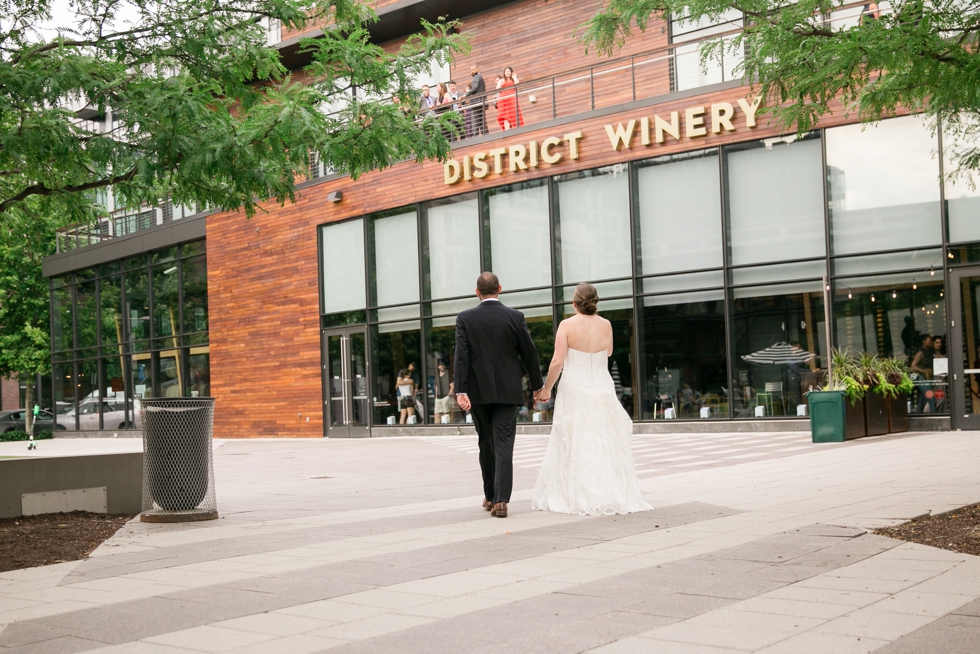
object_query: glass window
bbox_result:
[99,275,123,347]
[730,260,826,286]
[131,354,153,400]
[53,363,74,429]
[155,350,183,398]
[181,241,207,258]
[827,115,942,255]
[554,166,632,284]
[524,308,556,423]
[369,209,419,307]
[641,270,725,294]
[126,269,150,343]
[182,256,208,335]
[833,249,943,276]
[51,284,74,352]
[75,279,99,348]
[639,290,727,419]
[425,317,467,424]
[153,263,181,348]
[725,135,826,266]
[186,347,210,397]
[371,321,422,426]
[943,127,980,244]
[320,219,366,314]
[485,180,551,290]
[560,300,636,418]
[731,282,826,418]
[423,195,481,300]
[100,357,129,429]
[76,360,99,430]
[670,11,743,91]
[636,150,723,275]
[153,248,178,264]
[834,272,946,415]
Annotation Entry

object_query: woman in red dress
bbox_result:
[495,67,523,130]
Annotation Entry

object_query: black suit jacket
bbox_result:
[454,300,544,405]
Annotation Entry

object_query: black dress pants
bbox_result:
[470,403,519,504]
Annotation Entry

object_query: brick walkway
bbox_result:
[1,430,978,653]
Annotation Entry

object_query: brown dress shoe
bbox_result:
[482,499,493,511]
[490,502,508,518]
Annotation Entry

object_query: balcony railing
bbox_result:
[55,200,200,253]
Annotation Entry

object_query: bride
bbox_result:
[531,283,651,516]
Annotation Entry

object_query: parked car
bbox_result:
[63,399,142,430]
[0,409,64,433]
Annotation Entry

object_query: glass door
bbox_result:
[322,327,370,438]
[948,266,980,430]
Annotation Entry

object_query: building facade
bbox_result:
[43,0,980,437]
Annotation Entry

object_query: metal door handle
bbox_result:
[341,336,350,425]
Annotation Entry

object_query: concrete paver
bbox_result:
[0,430,979,652]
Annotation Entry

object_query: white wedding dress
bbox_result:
[531,348,652,516]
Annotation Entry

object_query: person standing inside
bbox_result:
[433,361,454,424]
[463,65,487,136]
[496,66,523,130]
[455,272,544,518]
[911,334,935,413]
[397,368,416,424]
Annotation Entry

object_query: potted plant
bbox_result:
[875,357,913,433]
[859,353,889,436]
[809,349,867,442]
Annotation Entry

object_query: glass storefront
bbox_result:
[49,241,209,430]
[317,114,965,428]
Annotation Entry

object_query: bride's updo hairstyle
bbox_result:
[573,283,599,315]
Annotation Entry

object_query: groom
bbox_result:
[454,272,544,518]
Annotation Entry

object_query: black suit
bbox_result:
[455,299,544,504]
[464,72,488,136]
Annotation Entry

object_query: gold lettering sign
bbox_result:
[443,98,759,185]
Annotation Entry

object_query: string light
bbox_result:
[930,268,936,276]
[871,294,876,302]
[848,292,852,299]
[892,290,897,299]
[913,283,917,290]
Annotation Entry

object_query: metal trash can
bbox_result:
[140,398,218,522]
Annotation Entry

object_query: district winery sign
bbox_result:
[443,97,761,186]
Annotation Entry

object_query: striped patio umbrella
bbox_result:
[741,342,817,365]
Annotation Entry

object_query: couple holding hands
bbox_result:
[454,272,650,518]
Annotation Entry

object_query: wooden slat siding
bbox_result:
[208,78,893,438]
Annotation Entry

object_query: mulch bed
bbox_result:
[0,512,134,573]
[875,502,980,557]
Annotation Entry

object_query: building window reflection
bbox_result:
[554,166,631,284]
[827,115,942,255]
[638,290,727,420]
[370,321,422,425]
[49,241,208,430]
[834,273,946,415]
[731,283,826,418]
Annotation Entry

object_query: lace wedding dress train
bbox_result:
[531,348,652,516]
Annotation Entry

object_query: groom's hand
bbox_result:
[535,388,550,403]
[456,393,471,411]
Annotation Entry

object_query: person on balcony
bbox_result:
[495,66,523,131]
[464,65,487,137]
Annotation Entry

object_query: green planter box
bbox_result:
[809,391,846,442]
[809,391,867,442]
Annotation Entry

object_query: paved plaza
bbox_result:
[1,429,980,653]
